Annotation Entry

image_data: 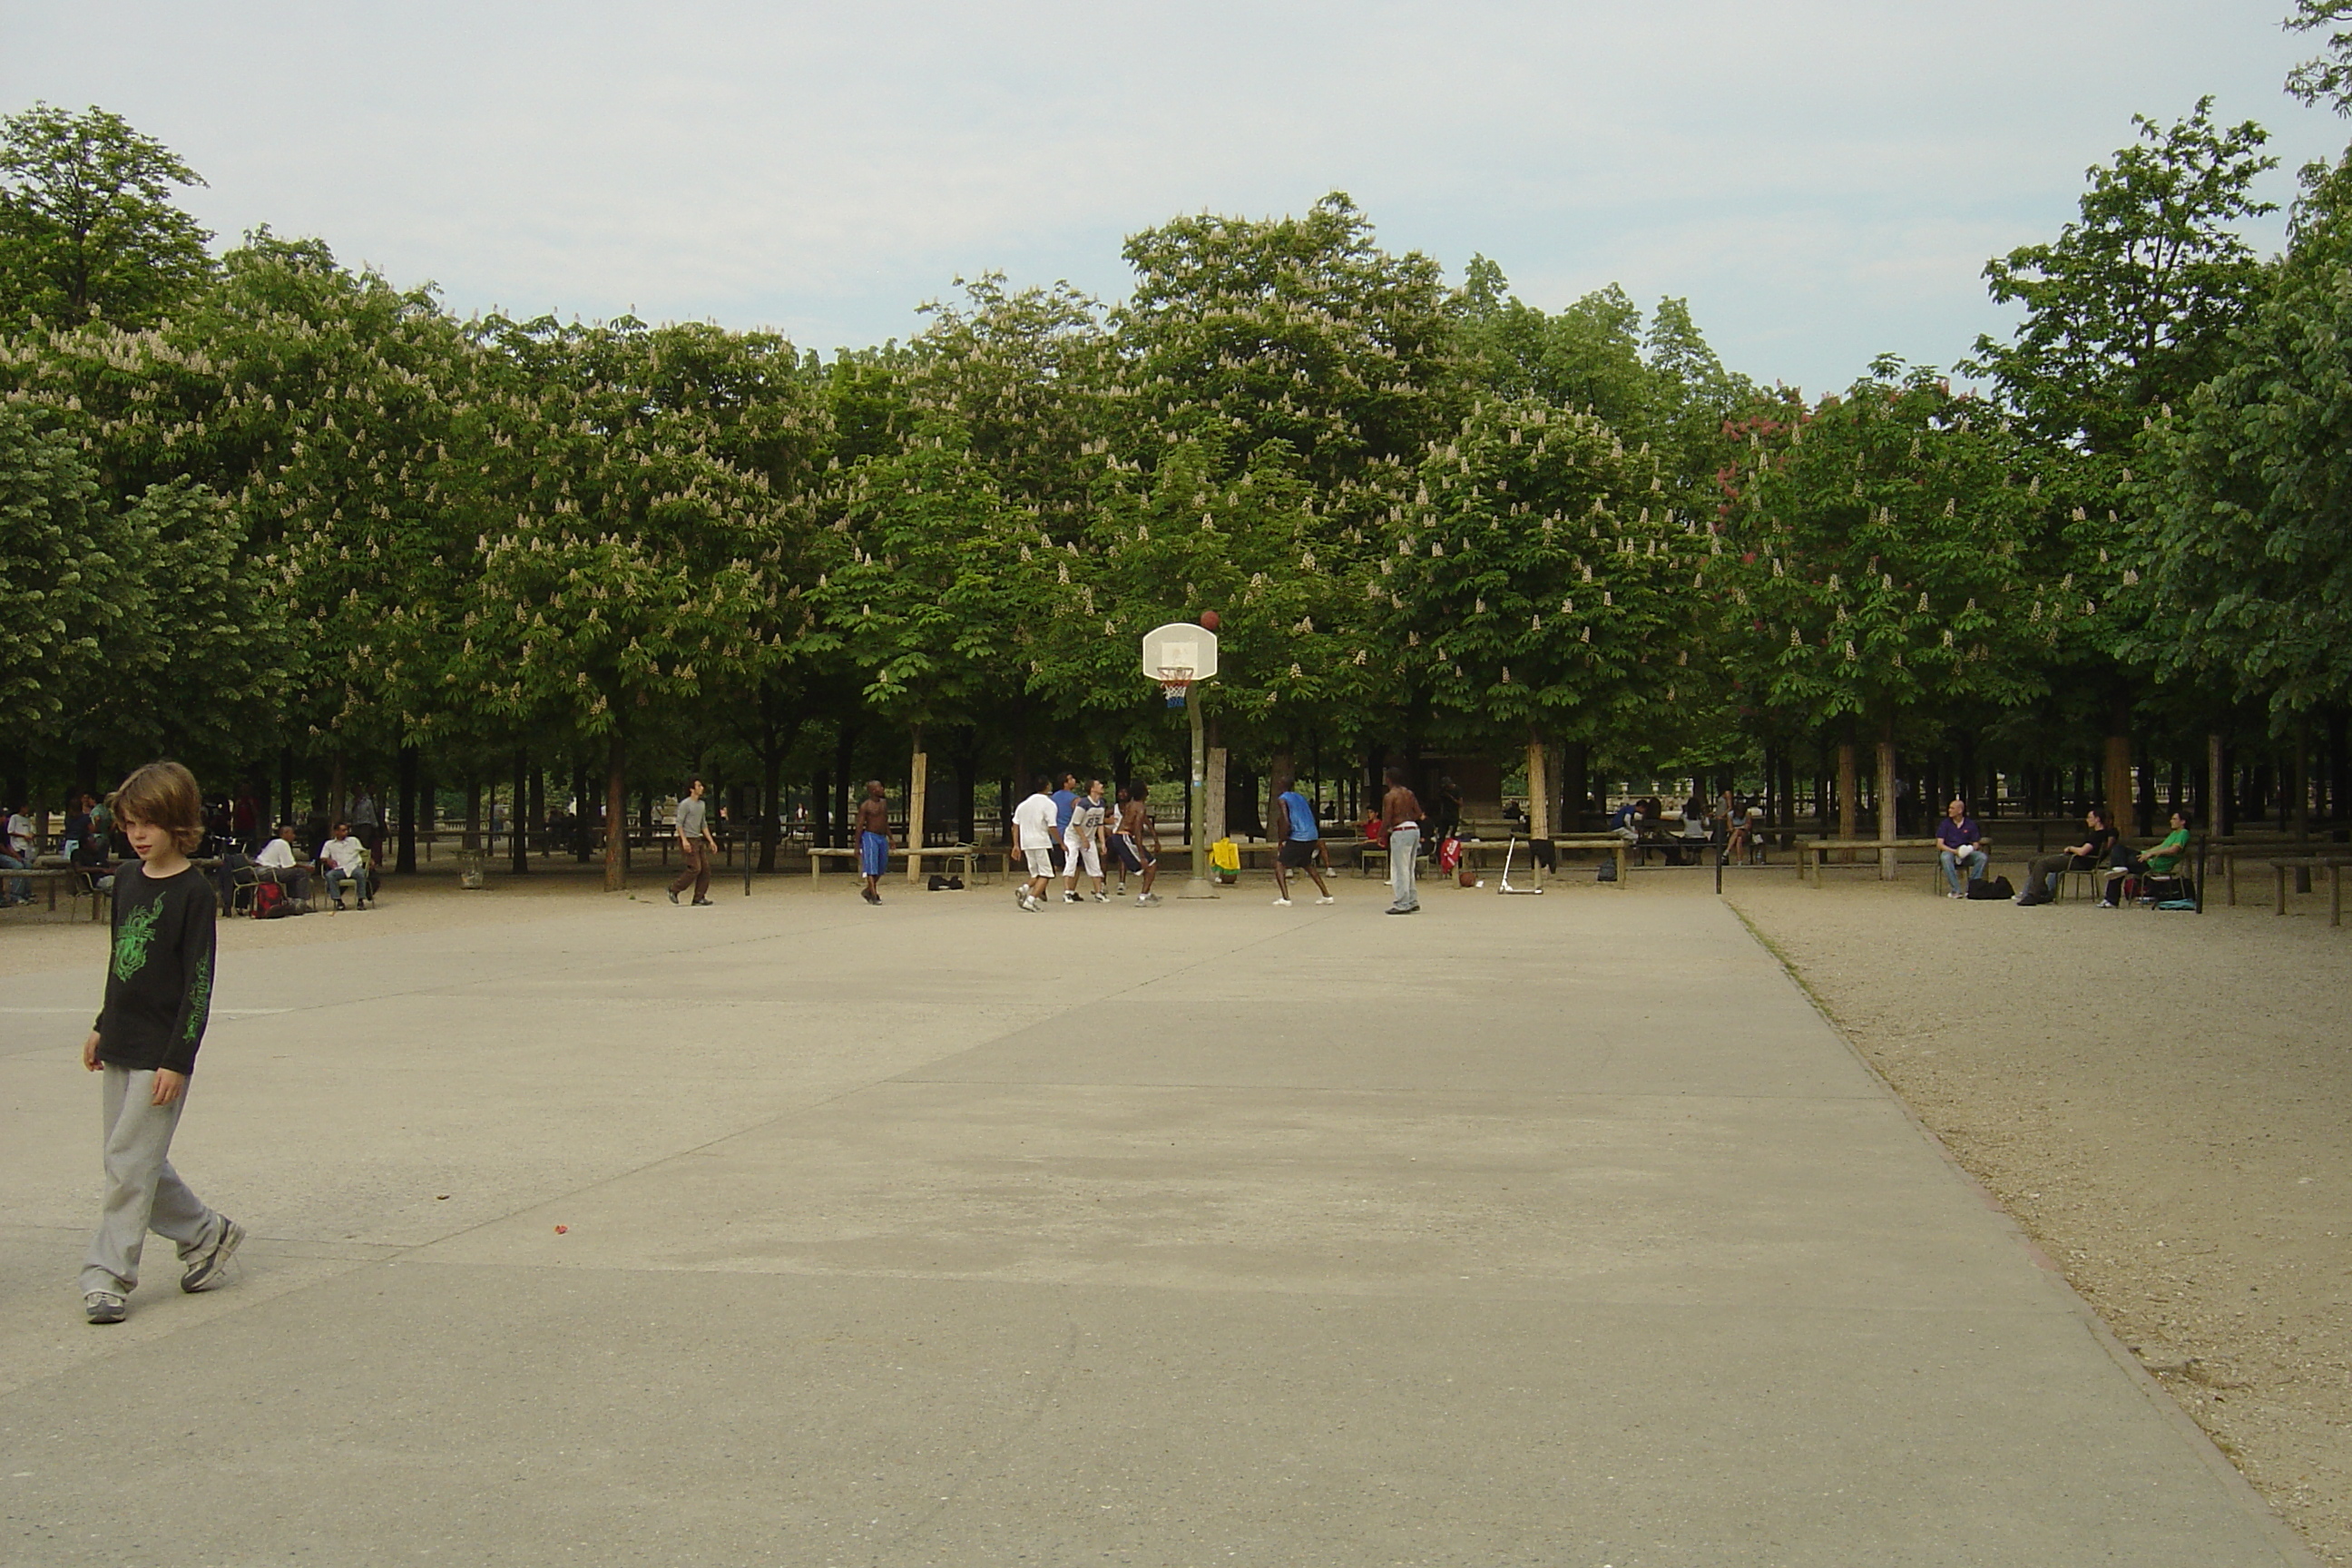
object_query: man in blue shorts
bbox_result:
[1270,773,1335,906]
[856,779,890,905]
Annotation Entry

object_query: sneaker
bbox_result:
[1315,895,1335,906]
[83,1290,126,1325]
[1063,892,1081,904]
[692,897,714,906]
[1271,897,1292,907]
[332,898,347,912]
[1019,893,1039,912]
[667,888,680,906]
[180,1218,244,1293]
[1091,890,1110,903]
[1139,892,1161,906]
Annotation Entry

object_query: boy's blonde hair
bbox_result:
[111,760,206,852]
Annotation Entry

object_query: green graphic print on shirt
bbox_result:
[182,951,211,1041]
[112,899,162,983]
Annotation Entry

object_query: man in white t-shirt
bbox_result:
[254,823,312,901]
[317,821,372,910]
[1061,779,1111,904]
[1010,775,1060,913]
[1,801,33,905]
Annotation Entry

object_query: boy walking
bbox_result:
[80,761,242,1325]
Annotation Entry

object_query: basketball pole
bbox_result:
[1180,686,1217,898]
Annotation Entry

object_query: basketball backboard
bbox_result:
[1141,622,1218,681]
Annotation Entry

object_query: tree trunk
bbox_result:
[832,726,856,849]
[328,754,347,831]
[463,779,481,852]
[1563,740,1590,834]
[760,747,783,873]
[528,763,544,864]
[397,744,419,875]
[2102,691,2132,829]
[278,748,296,831]
[2208,733,2228,838]
[511,749,530,876]
[1525,735,1551,841]
[1876,715,1899,880]
[1205,746,1227,848]
[1836,735,1859,861]
[603,731,628,891]
[906,728,928,884]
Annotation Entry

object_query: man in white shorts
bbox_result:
[1061,779,1111,904]
[1011,776,1059,912]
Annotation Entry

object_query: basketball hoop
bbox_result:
[1157,667,1194,708]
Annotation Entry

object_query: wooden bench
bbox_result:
[1797,838,1944,886]
[2269,857,2350,926]
[2,865,108,920]
[807,844,979,884]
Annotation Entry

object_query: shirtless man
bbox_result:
[855,779,890,906]
[1112,785,1160,905]
[1062,779,1111,904]
[1381,767,1424,916]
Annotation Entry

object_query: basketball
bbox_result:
[1198,610,1220,632]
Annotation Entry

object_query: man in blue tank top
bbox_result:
[1270,774,1335,906]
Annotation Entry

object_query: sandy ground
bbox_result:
[9,848,2348,1557]
[1724,860,2352,1564]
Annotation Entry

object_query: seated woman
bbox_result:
[2102,809,2192,906]
[2018,807,2117,905]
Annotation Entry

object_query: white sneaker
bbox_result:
[1315,895,1335,906]
[1091,891,1110,903]
[1271,897,1292,906]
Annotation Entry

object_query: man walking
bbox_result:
[1381,768,1424,916]
[1270,774,1334,906]
[1012,776,1059,913]
[856,779,891,905]
[667,778,717,906]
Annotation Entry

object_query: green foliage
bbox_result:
[1963,99,2278,455]
[1384,395,1694,749]
[0,401,134,737]
[2287,1,2352,113]
[0,104,214,332]
[1716,368,2053,728]
[2136,148,2352,714]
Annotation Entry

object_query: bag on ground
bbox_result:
[1966,875,2013,901]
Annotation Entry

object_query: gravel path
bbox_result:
[1729,867,2352,1563]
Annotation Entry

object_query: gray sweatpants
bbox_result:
[82,1065,221,1296]
[1388,824,1422,911]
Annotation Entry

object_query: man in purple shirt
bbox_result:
[1936,798,1988,898]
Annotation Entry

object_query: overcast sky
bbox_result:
[5,2,2343,395]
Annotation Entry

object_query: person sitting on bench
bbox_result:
[2018,807,2115,906]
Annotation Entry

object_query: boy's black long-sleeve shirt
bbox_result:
[93,863,215,1076]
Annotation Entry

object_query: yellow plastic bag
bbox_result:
[1210,837,1240,882]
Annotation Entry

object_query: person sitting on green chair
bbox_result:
[2103,809,2192,906]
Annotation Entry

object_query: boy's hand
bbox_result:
[151,1069,187,1106]
[83,1031,103,1071]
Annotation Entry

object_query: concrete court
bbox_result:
[0,876,2310,1567]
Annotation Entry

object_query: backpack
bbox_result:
[1966,875,2013,901]
[1436,837,1463,872]
[1596,858,1618,883]
[253,880,285,919]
